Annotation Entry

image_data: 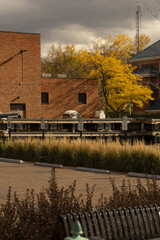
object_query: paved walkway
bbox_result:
[0,161,159,206]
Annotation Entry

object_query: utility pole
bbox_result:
[20,50,28,84]
[136,1,141,54]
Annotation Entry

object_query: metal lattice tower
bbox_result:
[136,1,141,53]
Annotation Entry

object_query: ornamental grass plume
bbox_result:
[0,138,160,174]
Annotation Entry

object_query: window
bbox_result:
[78,93,86,104]
[41,92,49,104]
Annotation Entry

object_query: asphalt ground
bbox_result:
[0,161,160,206]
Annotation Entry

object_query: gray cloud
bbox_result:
[0,0,159,55]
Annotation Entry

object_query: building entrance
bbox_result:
[10,103,26,118]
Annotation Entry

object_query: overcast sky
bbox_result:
[0,0,159,57]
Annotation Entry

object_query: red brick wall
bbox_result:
[132,58,160,114]
[133,101,151,115]
[0,32,41,118]
[1,32,160,119]
[132,59,160,71]
[0,31,99,119]
[41,78,99,119]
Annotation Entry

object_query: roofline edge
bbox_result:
[0,31,40,35]
[129,56,160,63]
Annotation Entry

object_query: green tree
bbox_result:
[41,43,86,78]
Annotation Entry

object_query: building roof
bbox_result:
[0,31,40,35]
[134,64,158,76]
[130,40,160,61]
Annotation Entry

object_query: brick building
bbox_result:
[0,31,98,119]
[41,77,98,119]
[129,40,160,115]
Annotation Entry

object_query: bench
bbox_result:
[61,204,160,240]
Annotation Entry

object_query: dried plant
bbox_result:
[1,138,160,174]
[1,168,160,239]
[96,176,160,210]
[0,168,95,240]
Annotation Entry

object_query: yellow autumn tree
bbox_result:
[78,50,153,117]
[92,33,151,63]
[133,34,151,53]
[42,34,151,78]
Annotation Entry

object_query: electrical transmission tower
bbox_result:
[136,1,141,54]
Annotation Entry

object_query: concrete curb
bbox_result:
[127,172,160,180]
[0,157,24,164]
[34,162,63,168]
[75,167,110,174]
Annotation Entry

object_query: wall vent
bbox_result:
[41,74,51,78]
[58,74,67,78]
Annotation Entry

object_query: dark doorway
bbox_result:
[10,103,26,118]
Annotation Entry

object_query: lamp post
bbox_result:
[41,117,45,140]
[78,118,83,139]
[7,117,12,140]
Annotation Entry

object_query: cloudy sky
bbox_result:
[0,0,159,57]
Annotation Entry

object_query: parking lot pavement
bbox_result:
[0,161,159,205]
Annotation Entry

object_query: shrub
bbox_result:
[1,169,160,239]
[0,168,95,240]
[96,177,160,210]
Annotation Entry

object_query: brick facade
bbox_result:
[41,78,99,119]
[0,31,41,118]
[130,44,160,115]
[0,31,99,119]
[132,60,160,71]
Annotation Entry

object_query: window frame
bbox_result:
[78,93,87,104]
[41,92,49,104]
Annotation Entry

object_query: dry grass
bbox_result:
[0,138,160,173]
